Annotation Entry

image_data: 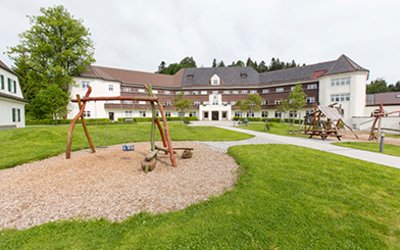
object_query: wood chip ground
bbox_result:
[0,142,238,230]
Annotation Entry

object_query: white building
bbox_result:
[0,59,27,128]
[68,55,369,127]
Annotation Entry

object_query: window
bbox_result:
[232,90,239,95]
[222,111,227,118]
[276,87,284,93]
[274,99,282,105]
[212,90,219,94]
[139,111,146,117]
[8,78,11,92]
[138,101,146,105]
[274,111,282,118]
[241,90,248,94]
[184,91,190,95]
[153,90,158,94]
[122,87,132,92]
[307,84,318,90]
[240,73,248,78]
[192,91,199,95]
[165,111,171,117]
[290,86,295,91]
[123,100,133,104]
[17,109,21,122]
[250,90,257,94]
[11,108,16,122]
[201,91,207,95]
[164,101,172,106]
[83,111,91,118]
[187,74,194,80]
[223,90,231,94]
[189,112,197,117]
[262,89,269,94]
[212,95,219,105]
[138,88,145,93]
[305,110,313,116]
[164,90,171,95]
[262,99,268,105]
[108,85,114,91]
[0,75,4,89]
[330,93,350,102]
[210,74,220,85]
[230,101,236,105]
[125,111,133,117]
[193,101,200,106]
[82,81,89,89]
[13,81,17,93]
[212,79,218,85]
[234,111,242,117]
[306,97,316,103]
[331,77,351,87]
[261,111,268,118]
[247,111,255,117]
[204,112,209,118]
[289,111,298,118]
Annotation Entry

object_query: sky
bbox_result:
[1,0,399,83]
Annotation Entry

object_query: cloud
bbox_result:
[1,0,399,83]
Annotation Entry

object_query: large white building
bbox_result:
[68,55,370,127]
[0,59,27,128]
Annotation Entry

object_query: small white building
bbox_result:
[0,59,27,128]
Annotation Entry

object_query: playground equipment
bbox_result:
[368,104,400,141]
[304,104,358,140]
[66,84,179,169]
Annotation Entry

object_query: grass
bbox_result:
[0,122,252,170]
[1,144,400,249]
[333,142,400,157]
[237,121,306,137]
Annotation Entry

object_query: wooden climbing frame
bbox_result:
[368,104,400,141]
[65,84,177,167]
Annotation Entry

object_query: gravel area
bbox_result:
[0,142,238,230]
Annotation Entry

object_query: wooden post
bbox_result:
[158,102,177,167]
[155,118,167,148]
[147,84,156,151]
[77,95,96,154]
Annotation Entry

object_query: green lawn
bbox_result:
[0,123,252,170]
[237,121,306,137]
[333,142,400,157]
[1,145,400,249]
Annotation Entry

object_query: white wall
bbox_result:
[68,77,121,119]
[0,68,24,99]
[319,72,368,124]
[0,97,26,128]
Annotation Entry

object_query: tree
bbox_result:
[158,61,166,72]
[158,56,197,75]
[288,84,306,121]
[367,78,389,94]
[277,99,289,121]
[388,81,400,92]
[217,60,225,67]
[29,85,69,122]
[174,93,192,121]
[236,94,262,118]
[212,58,217,67]
[257,60,267,73]
[179,57,196,68]
[8,5,95,103]
[235,60,245,67]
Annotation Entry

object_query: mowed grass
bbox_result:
[1,145,400,249]
[0,122,252,170]
[333,142,400,157]
[238,121,306,137]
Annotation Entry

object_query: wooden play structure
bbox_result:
[304,104,358,140]
[66,84,188,171]
[368,104,400,141]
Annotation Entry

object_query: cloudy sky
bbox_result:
[1,0,399,83]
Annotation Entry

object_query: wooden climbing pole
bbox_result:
[66,85,177,167]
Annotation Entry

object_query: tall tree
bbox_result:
[257,60,267,73]
[288,84,306,121]
[388,81,400,92]
[179,57,196,68]
[217,60,225,67]
[212,58,217,68]
[277,99,289,121]
[8,5,95,103]
[29,85,69,121]
[367,78,389,94]
[235,60,245,67]
[158,61,166,72]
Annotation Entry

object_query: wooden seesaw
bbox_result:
[66,84,192,172]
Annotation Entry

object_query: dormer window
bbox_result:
[210,74,220,85]
[240,73,247,78]
[187,74,194,80]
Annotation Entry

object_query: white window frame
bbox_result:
[262,89,270,94]
[276,87,284,93]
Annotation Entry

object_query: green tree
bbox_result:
[8,5,95,102]
[257,60,267,72]
[388,81,400,92]
[277,99,290,121]
[217,60,225,67]
[288,84,306,122]
[235,60,245,67]
[212,58,217,68]
[179,57,196,68]
[236,94,262,118]
[367,78,389,94]
[174,93,192,121]
[29,85,69,122]
[158,57,197,75]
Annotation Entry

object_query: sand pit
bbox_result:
[0,142,238,230]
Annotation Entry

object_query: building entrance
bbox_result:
[212,111,219,121]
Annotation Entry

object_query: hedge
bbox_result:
[233,117,302,124]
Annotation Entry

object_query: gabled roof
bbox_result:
[325,54,369,75]
[0,58,14,74]
[367,92,400,106]
[78,54,368,88]
[180,67,260,87]
[0,92,28,103]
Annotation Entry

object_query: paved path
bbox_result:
[194,121,400,169]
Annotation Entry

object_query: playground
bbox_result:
[0,141,237,230]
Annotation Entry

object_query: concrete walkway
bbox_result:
[193,121,400,169]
